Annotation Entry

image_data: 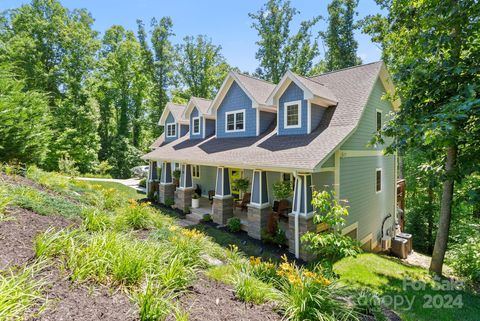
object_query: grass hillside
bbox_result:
[0,166,478,321]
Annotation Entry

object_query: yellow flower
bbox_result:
[249,256,261,266]
[168,225,178,232]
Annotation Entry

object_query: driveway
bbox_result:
[76,177,146,193]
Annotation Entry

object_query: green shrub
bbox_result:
[447,236,480,283]
[226,217,241,232]
[136,281,177,321]
[201,213,212,222]
[26,166,70,192]
[139,178,147,188]
[164,198,174,207]
[0,185,13,218]
[272,181,293,200]
[262,227,287,246]
[0,261,47,320]
[232,178,250,193]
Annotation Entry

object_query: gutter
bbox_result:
[292,171,300,258]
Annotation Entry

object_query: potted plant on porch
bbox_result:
[191,192,200,209]
[172,169,181,187]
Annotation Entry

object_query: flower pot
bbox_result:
[192,198,199,208]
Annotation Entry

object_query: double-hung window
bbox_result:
[192,165,200,179]
[192,117,200,135]
[166,123,176,137]
[284,100,301,128]
[225,110,245,132]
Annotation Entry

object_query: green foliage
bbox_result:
[226,217,241,233]
[0,261,47,320]
[261,227,287,246]
[362,0,480,273]
[0,185,13,218]
[95,161,113,176]
[172,170,181,180]
[139,178,147,188]
[164,198,174,207]
[191,192,199,200]
[115,200,157,230]
[302,190,361,262]
[234,273,278,304]
[174,35,230,100]
[58,153,80,178]
[249,0,321,82]
[136,282,177,321]
[351,288,386,321]
[0,63,51,164]
[447,236,480,283]
[322,0,361,71]
[232,178,249,193]
[81,208,112,232]
[201,213,212,222]
[272,181,293,200]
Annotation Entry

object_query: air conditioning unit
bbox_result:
[381,236,391,250]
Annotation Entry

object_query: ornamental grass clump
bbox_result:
[0,261,47,320]
[234,273,279,304]
[115,199,156,230]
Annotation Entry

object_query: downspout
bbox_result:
[292,171,300,258]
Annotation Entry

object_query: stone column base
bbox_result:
[147,180,159,200]
[174,188,193,213]
[212,196,233,225]
[288,213,316,261]
[159,183,175,205]
[247,205,271,240]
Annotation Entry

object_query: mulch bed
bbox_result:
[176,276,281,321]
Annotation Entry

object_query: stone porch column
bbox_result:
[212,167,233,224]
[247,170,271,240]
[159,162,175,204]
[146,161,158,197]
[174,164,194,212]
[288,173,316,261]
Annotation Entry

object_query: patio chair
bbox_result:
[273,199,291,220]
[233,192,251,212]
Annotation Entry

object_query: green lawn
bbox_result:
[76,180,144,200]
[334,253,480,321]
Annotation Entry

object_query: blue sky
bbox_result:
[1,0,384,73]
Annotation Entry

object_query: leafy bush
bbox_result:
[272,181,293,200]
[81,208,112,232]
[139,178,147,188]
[302,190,361,262]
[0,261,47,320]
[172,170,181,180]
[26,166,70,193]
[164,198,174,207]
[447,236,480,283]
[232,178,250,193]
[262,227,287,246]
[191,192,199,199]
[226,217,241,232]
[58,153,79,177]
[201,213,212,222]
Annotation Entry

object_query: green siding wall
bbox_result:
[322,154,335,168]
[340,155,395,244]
[342,79,394,150]
[312,172,334,191]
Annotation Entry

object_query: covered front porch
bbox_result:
[147,161,334,259]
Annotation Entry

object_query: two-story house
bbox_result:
[143,61,400,260]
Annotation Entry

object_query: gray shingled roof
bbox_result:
[190,97,212,114]
[293,73,338,103]
[234,72,276,105]
[149,134,164,149]
[143,62,384,171]
[166,102,187,123]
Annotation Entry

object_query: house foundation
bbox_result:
[212,196,233,225]
[247,204,271,240]
[174,188,193,213]
[159,183,175,205]
[288,213,316,261]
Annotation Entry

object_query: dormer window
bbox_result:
[166,123,176,137]
[285,100,301,128]
[225,110,245,132]
[192,117,200,134]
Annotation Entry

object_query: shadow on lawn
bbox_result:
[367,269,480,321]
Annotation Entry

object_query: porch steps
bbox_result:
[185,212,204,224]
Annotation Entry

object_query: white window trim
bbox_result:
[166,123,177,138]
[192,165,200,179]
[192,117,201,135]
[284,100,302,129]
[375,168,382,193]
[376,109,382,132]
[225,109,246,133]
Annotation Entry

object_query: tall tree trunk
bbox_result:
[427,180,434,253]
[429,145,457,275]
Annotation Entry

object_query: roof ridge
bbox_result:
[307,61,383,79]
[293,71,329,86]
[191,96,212,102]
[232,71,275,85]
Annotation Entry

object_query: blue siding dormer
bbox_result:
[278,82,308,136]
[216,81,256,138]
[310,103,326,131]
[164,112,178,143]
[190,107,203,139]
[205,119,215,137]
[180,124,189,137]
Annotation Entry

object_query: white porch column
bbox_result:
[179,164,193,189]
